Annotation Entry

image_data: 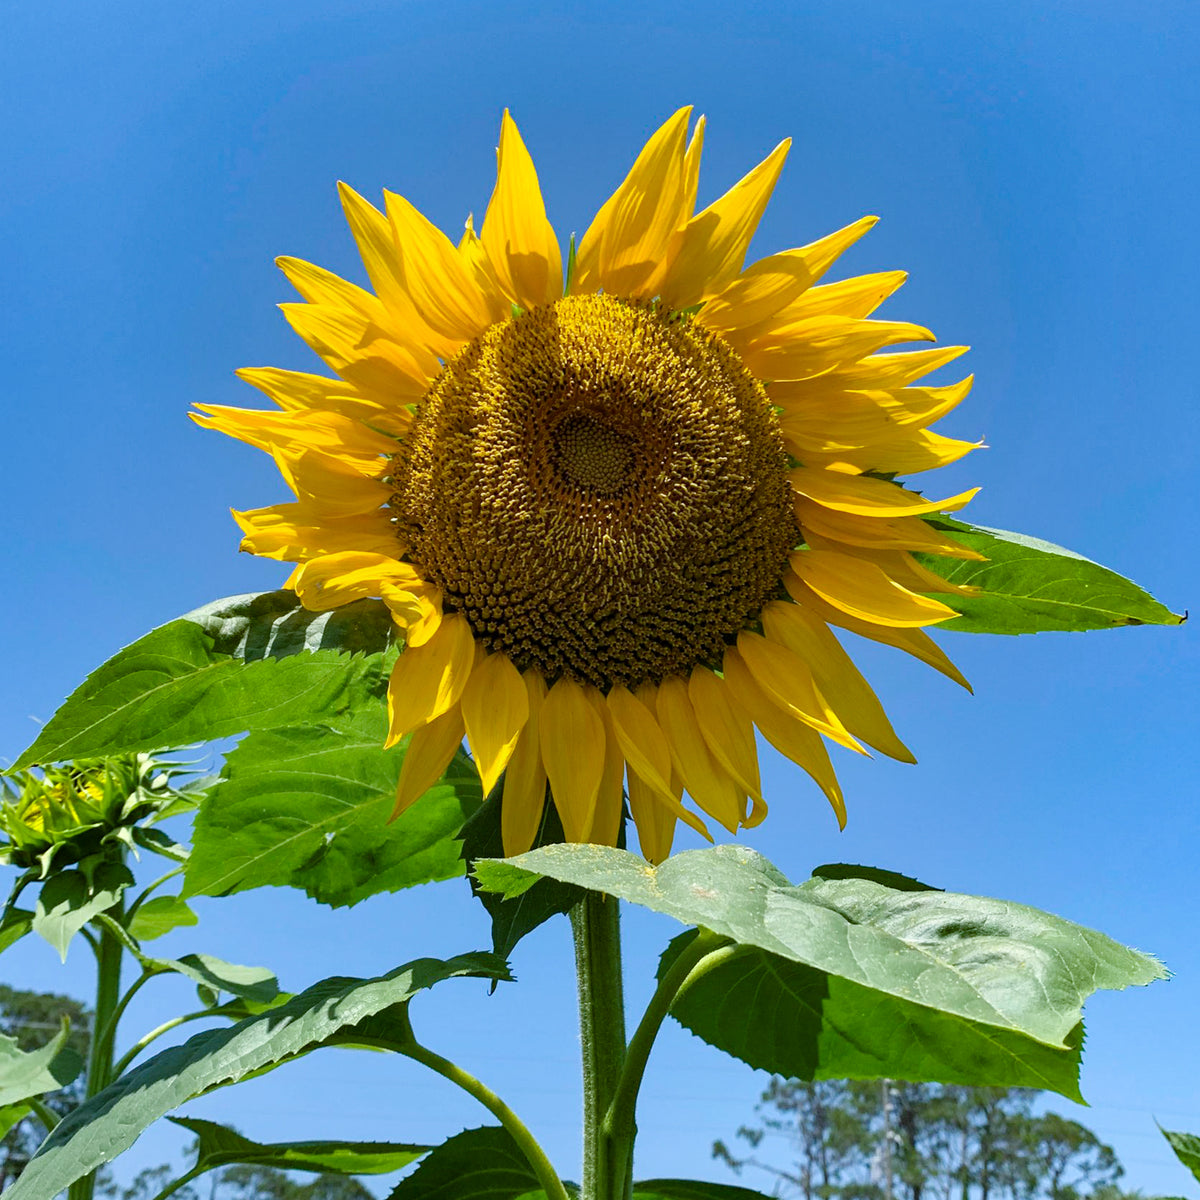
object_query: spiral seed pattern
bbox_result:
[390,294,798,689]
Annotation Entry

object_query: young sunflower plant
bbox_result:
[3,110,1181,1200]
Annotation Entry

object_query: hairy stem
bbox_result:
[571,891,627,1200]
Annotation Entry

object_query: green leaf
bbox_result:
[633,1183,773,1200]
[9,953,510,1200]
[168,1116,429,1175]
[459,786,583,957]
[128,895,198,940]
[151,954,279,1003]
[917,518,1184,634]
[386,1125,555,1200]
[183,717,482,907]
[477,846,1165,1098]
[0,907,34,954]
[13,592,395,768]
[32,863,134,961]
[1161,1128,1200,1183]
[0,1020,83,1105]
[0,1101,32,1139]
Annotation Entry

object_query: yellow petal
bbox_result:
[655,676,743,833]
[774,270,908,323]
[191,404,397,462]
[291,551,424,612]
[733,631,866,754]
[572,107,693,298]
[385,613,476,747]
[273,446,391,516]
[687,667,765,824]
[793,499,985,561]
[481,110,563,309]
[337,182,459,360]
[391,706,466,820]
[790,548,959,628]
[626,770,676,865]
[658,138,791,309]
[699,216,878,335]
[809,541,980,598]
[760,602,914,763]
[460,652,530,797]
[232,503,397,562]
[606,684,675,801]
[790,467,979,518]
[784,572,971,691]
[793,428,982,476]
[818,344,970,389]
[721,646,847,828]
[234,366,411,434]
[739,316,935,381]
[588,687,626,849]
[501,669,549,857]
[384,584,443,647]
[384,191,505,343]
[539,676,605,843]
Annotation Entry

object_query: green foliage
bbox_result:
[32,863,134,961]
[13,593,395,768]
[127,896,198,941]
[0,910,34,956]
[146,955,279,1004]
[184,722,482,908]
[459,787,584,957]
[386,1125,553,1200]
[1161,1128,1200,1183]
[917,518,1183,634]
[6,954,509,1200]
[0,1023,83,1106]
[168,1116,429,1175]
[476,846,1164,1098]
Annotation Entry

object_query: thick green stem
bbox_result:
[605,936,743,1189]
[67,905,124,1200]
[571,891,627,1200]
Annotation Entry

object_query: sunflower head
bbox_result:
[196,107,983,863]
[0,754,190,875]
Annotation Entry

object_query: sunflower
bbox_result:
[194,108,983,863]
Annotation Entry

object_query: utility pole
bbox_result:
[881,1079,894,1200]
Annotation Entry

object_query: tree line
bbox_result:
[714,1079,1139,1200]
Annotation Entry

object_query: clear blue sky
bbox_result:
[3,0,1197,1192]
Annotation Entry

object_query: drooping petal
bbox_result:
[658,138,791,309]
[501,669,549,857]
[572,107,693,298]
[760,602,915,763]
[587,686,626,850]
[385,613,476,747]
[481,110,563,308]
[606,684,676,801]
[655,676,744,833]
[626,770,676,866]
[460,651,531,797]
[391,706,466,820]
[721,646,847,828]
[687,667,765,824]
[539,676,606,843]
[733,632,866,754]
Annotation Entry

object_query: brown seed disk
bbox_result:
[390,294,798,689]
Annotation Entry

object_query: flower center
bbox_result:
[390,294,798,689]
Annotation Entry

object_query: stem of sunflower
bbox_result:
[67,900,124,1200]
[571,890,627,1200]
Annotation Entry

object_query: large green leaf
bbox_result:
[0,907,34,955]
[32,863,134,961]
[183,717,482,907]
[1161,1128,1200,1184]
[459,786,584,958]
[916,518,1183,634]
[8,953,509,1200]
[168,1116,429,1175]
[0,1021,83,1106]
[476,846,1164,1097]
[127,895,199,941]
[386,1125,555,1200]
[149,954,279,1003]
[14,592,394,767]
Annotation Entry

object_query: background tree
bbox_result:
[715,1080,1129,1200]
